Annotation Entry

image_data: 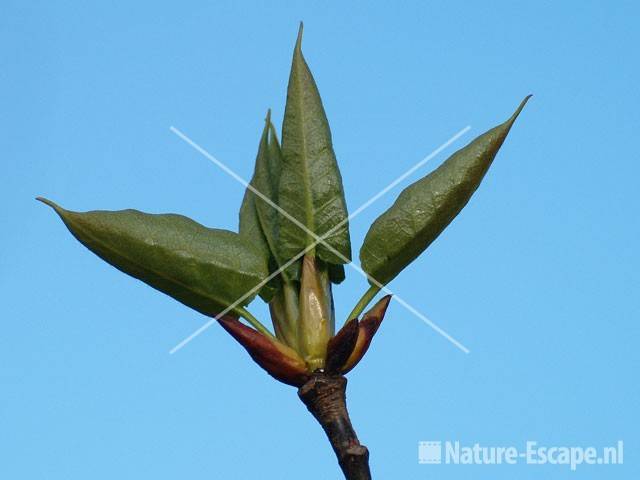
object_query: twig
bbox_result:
[298,373,371,480]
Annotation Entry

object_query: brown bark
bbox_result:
[298,373,371,480]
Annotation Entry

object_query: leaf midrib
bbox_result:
[292,47,315,252]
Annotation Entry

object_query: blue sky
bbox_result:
[2,1,638,478]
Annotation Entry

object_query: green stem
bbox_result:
[345,285,380,323]
[236,307,275,339]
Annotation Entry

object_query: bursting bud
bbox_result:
[218,315,310,387]
[325,295,392,374]
[298,255,335,371]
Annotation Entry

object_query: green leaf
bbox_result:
[277,23,351,276]
[239,188,270,262]
[258,122,285,258]
[239,112,283,300]
[39,198,269,316]
[268,281,300,349]
[360,96,531,286]
[239,189,276,301]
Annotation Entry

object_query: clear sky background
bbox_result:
[2,1,638,479]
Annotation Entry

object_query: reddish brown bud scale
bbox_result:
[325,318,359,374]
[218,315,310,387]
[341,295,392,374]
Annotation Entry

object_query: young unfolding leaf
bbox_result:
[269,281,300,349]
[278,23,351,275]
[39,198,268,316]
[239,113,284,301]
[298,254,335,371]
[255,122,285,263]
[239,181,275,302]
[360,96,531,286]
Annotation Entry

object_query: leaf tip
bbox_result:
[36,196,63,214]
[296,22,304,50]
[507,94,532,125]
